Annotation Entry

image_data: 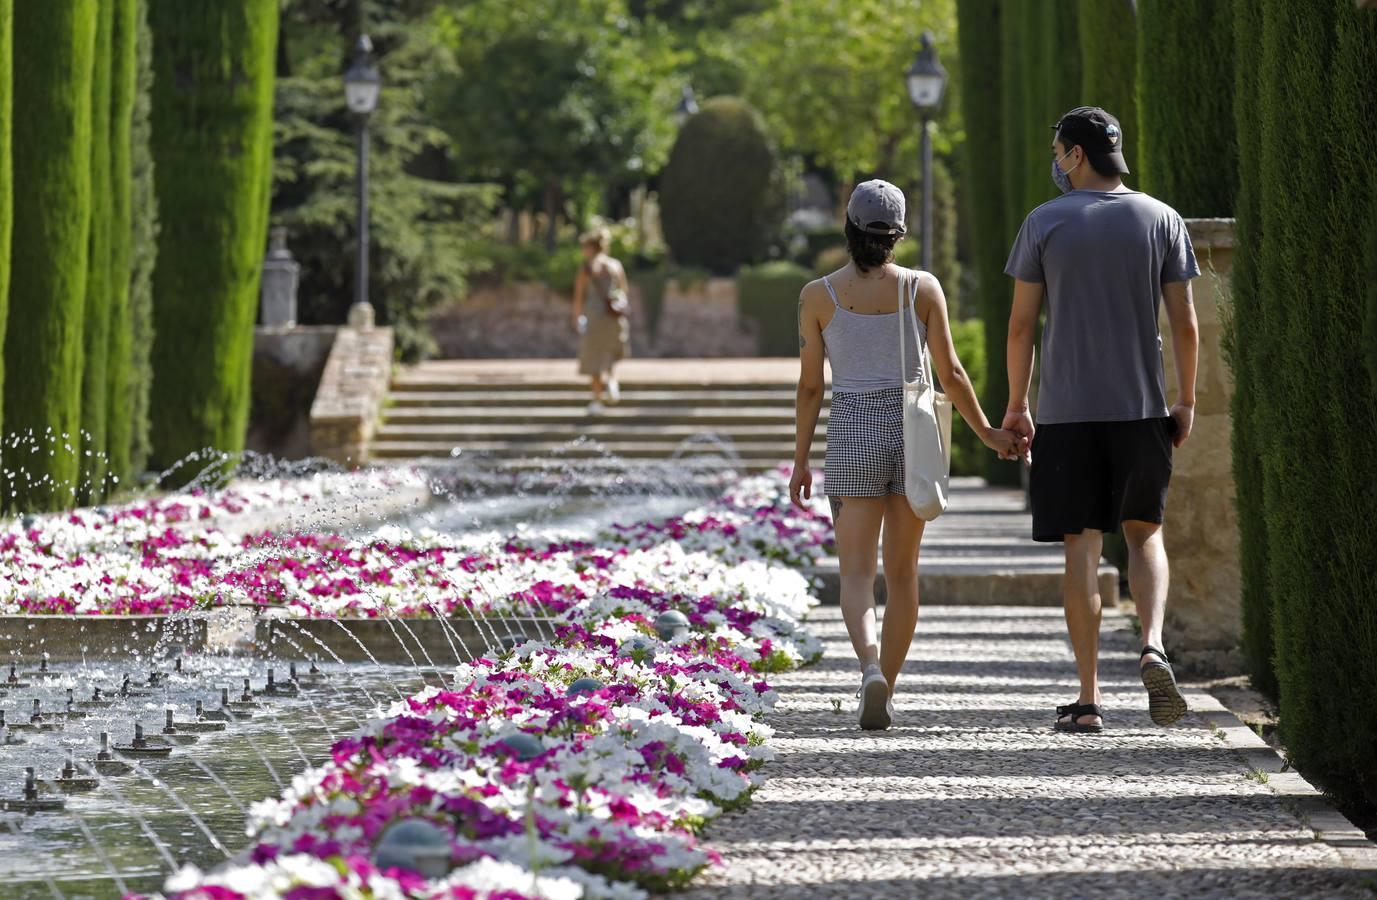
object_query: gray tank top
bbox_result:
[821,271,927,392]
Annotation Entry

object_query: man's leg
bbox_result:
[1061,529,1104,726]
[1123,519,1167,655]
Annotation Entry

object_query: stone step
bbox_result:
[390,455,795,474]
[386,389,805,408]
[391,375,800,393]
[379,407,819,427]
[370,439,823,460]
[804,558,1118,607]
[375,422,822,443]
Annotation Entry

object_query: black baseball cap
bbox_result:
[1053,106,1130,175]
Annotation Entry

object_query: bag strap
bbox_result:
[897,270,931,387]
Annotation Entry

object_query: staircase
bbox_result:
[372,359,826,472]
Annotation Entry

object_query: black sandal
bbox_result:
[1140,646,1188,726]
[1054,702,1105,734]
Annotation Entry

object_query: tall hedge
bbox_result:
[148,1,278,474]
[0,2,11,446]
[80,0,115,502]
[997,0,1028,244]
[660,97,780,273]
[126,0,158,479]
[1136,0,1236,216]
[1367,198,1377,393]
[1077,0,1137,187]
[3,2,97,511]
[1227,0,1276,699]
[956,0,1017,485]
[104,0,140,490]
[1021,0,1081,215]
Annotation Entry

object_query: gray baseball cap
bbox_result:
[847,179,908,236]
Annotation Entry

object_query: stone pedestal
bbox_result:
[1160,219,1239,662]
[309,326,394,465]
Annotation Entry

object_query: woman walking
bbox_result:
[572,227,631,415]
[790,180,1022,730]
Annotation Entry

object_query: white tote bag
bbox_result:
[898,270,953,520]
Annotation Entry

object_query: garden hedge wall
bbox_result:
[1136,0,1236,217]
[80,0,114,501]
[737,261,811,358]
[125,0,158,480]
[148,0,277,475]
[1238,0,1377,811]
[1076,0,1137,187]
[3,1,97,511]
[0,2,10,447]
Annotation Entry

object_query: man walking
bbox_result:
[1003,107,1200,733]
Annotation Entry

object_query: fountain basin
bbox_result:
[254,616,560,665]
[0,615,208,662]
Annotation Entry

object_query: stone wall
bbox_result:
[1161,218,1239,662]
[248,326,337,459]
[309,323,394,466]
[429,277,758,359]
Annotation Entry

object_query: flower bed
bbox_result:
[132,469,828,899]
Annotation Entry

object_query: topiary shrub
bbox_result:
[737,261,811,357]
[659,97,782,274]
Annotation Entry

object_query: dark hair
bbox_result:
[844,220,900,272]
[1054,133,1120,178]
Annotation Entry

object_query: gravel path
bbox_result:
[686,605,1377,899]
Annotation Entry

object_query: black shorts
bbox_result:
[1030,417,1175,543]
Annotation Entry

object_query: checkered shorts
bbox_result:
[824,388,906,497]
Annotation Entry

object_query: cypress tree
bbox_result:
[126,0,158,479]
[1227,0,1276,699]
[956,0,1017,485]
[3,2,98,511]
[1077,0,1137,187]
[147,1,278,475]
[1021,0,1053,215]
[80,0,114,502]
[104,0,139,490]
[1367,199,1377,394]
[1313,2,1377,807]
[1136,0,1236,216]
[0,1,11,445]
[1255,0,1338,802]
[998,0,1028,245]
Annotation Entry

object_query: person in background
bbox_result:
[572,227,631,415]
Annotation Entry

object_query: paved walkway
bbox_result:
[687,606,1377,899]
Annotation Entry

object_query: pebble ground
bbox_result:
[685,605,1377,899]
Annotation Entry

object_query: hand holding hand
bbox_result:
[1001,410,1035,461]
[788,464,812,511]
[982,428,1024,461]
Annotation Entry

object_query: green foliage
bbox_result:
[1367,199,1377,394]
[737,261,811,356]
[103,0,139,488]
[956,0,1016,485]
[124,0,157,480]
[1227,0,1275,699]
[659,97,782,273]
[0,1,10,448]
[998,0,1028,244]
[1136,0,1236,216]
[1243,0,1377,811]
[895,157,962,315]
[948,317,986,478]
[1025,0,1079,214]
[3,1,96,511]
[1076,0,1137,188]
[147,0,278,474]
[273,0,499,361]
[80,0,114,502]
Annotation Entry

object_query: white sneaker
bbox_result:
[606,378,621,404]
[857,666,892,730]
[586,400,604,416]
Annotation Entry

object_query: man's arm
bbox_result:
[1161,279,1198,447]
[1004,279,1044,449]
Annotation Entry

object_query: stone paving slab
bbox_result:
[684,606,1377,899]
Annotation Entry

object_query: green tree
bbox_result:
[957,0,1016,484]
[0,2,11,448]
[147,1,278,475]
[1077,0,1137,187]
[3,1,97,511]
[103,0,140,488]
[1136,0,1236,216]
[80,0,115,502]
[659,96,782,272]
[998,0,1029,243]
[1025,0,1080,214]
[1226,0,1275,699]
[125,0,158,480]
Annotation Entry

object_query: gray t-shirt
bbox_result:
[1004,189,1200,424]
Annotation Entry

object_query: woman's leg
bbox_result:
[880,493,926,693]
[831,495,887,672]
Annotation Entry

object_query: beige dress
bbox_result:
[578,259,631,377]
